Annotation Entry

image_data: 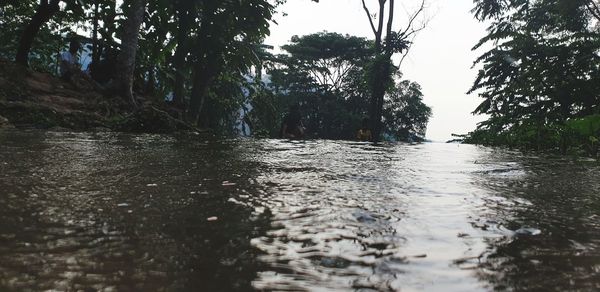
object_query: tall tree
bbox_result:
[278,32,372,96]
[268,32,432,140]
[383,79,431,140]
[468,0,600,151]
[15,0,60,66]
[90,0,100,74]
[270,32,373,138]
[171,0,194,108]
[187,0,276,125]
[115,0,147,107]
[360,0,427,141]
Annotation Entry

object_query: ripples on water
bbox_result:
[0,129,599,291]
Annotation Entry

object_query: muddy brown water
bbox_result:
[1,129,599,291]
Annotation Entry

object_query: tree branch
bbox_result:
[361,0,378,35]
[399,0,426,37]
[397,33,416,68]
[376,0,387,38]
[586,0,600,22]
[386,0,394,37]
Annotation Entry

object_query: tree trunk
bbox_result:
[91,0,100,75]
[366,0,390,142]
[115,0,146,108]
[15,0,60,66]
[172,0,193,108]
[187,66,217,125]
[369,57,390,142]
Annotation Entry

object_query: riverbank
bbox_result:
[460,119,600,159]
[0,59,199,134]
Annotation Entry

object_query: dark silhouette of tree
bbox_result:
[172,0,194,108]
[467,0,600,153]
[15,0,60,66]
[186,0,278,126]
[267,32,432,140]
[360,0,427,141]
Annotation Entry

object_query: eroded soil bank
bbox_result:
[0,59,198,134]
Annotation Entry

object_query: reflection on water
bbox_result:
[0,129,599,291]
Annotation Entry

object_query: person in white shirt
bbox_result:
[60,40,80,81]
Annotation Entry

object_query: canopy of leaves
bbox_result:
[1,0,431,140]
[467,0,600,153]
[0,0,96,71]
[265,32,431,140]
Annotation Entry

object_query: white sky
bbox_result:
[265,0,489,142]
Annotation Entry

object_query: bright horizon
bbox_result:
[265,0,488,142]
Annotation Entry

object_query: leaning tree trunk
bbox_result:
[115,0,146,108]
[15,0,60,66]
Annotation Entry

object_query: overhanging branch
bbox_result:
[362,0,378,35]
[398,0,426,37]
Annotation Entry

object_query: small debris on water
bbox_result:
[117,203,129,207]
[147,183,158,187]
[190,191,197,195]
[222,181,236,186]
[515,227,541,236]
[352,211,376,223]
[207,216,218,221]
[127,210,133,214]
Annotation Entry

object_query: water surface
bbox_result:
[1,130,599,291]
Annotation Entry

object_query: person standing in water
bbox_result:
[356,118,373,141]
[280,105,305,139]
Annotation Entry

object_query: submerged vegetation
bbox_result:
[465,0,600,156]
[0,0,432,141]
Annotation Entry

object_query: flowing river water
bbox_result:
[1,129,599,291]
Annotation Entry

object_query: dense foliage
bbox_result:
[465,0,600,156]
[1,0,432,140]
[0,0,90,72]
[359,0,427,141]
[263,32,431,140]
[0,0,292,124]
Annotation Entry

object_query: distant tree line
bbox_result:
[466,0,600,156]
[0,0,432,141]
[256,32,431,140]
